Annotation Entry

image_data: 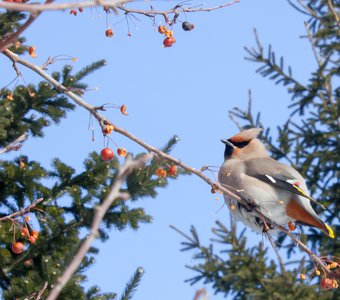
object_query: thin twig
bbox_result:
[0,0,128,13]
[35,282,48,300]
[0,132,28,155]
[46,153,152,300]
[0,198,44,221]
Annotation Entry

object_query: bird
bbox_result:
[218,127,334,238]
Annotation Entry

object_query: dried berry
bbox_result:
[182,21,194,31]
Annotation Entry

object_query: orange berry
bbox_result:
[117,148,127,157]
[158,25,167,34]
[103,124,115,135]
[155,168,167,178]
[21,227,29,237]
[25,215,30,221]
[165,30,173,38]
[6,93,14,101]
[300,273,306,280]
[105,28,114,38]
[12,242,24,254]
[288,221,295,231]
[28,46,37,58]
[120,104,128,115]
[31,230,39,239]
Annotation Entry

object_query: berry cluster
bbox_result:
[155,165,177,178]
[158,25,176,48]
[100,147,127,161]
[11,215,39,255]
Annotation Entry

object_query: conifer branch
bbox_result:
[46,153,153,300]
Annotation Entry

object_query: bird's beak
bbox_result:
[221,139,235,148]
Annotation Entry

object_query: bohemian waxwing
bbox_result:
[218,128,334,238]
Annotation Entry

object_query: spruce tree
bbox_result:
[180,0,340,298]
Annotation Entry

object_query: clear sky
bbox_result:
[1,0,316,299]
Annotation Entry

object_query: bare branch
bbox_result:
[0,0,128,13]
[0,198,44,221]
[46,153,153,300]
[0,132,28,155]
[0,0,54,52]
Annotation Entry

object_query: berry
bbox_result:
[117,148,127,157]
[105,28,114,38]
[21,227,29,237]
[182,21,194,31]
[288,221,295,231]
[28,236,37,244]
[120,105,128,115]
[103,124,115,135]
[163,37,176,48]
[32,230,39,239]
[28,46,37,58]
[12,242,24,254]
[100,148,114,161]
[168,165,177,176]
[320,277,336,290]
[78,7,83,12]
[69,9,77,16]
[155,168,167,178]
[158,25,167,34]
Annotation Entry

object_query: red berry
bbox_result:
[100,148,114,161]
[168,165,177,176]
[105,28,114,38]
[163,37,176,48]
[28,236,37,244]
[320,277,335,290]
[12,242,24,254]
[70,9,77,16]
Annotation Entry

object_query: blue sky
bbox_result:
[0,0,316,299]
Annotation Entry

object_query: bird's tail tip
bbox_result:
[325,223,335,239]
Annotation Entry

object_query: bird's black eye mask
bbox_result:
[228,139,250,148]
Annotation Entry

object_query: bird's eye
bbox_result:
[228,139,250,148]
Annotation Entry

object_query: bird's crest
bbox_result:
[229,128,263,143]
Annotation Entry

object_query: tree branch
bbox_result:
[0,0,54,52]
[0,0,128,13]
[0,197,44,221]
[0,132,28,155]
[2,48,332,277]
[46,153,153,300]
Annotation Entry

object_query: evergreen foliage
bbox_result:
[180,0,340,298]
[0,9,184,300]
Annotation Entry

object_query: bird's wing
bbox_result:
[244,158,334,238]
[244,158,323,207]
